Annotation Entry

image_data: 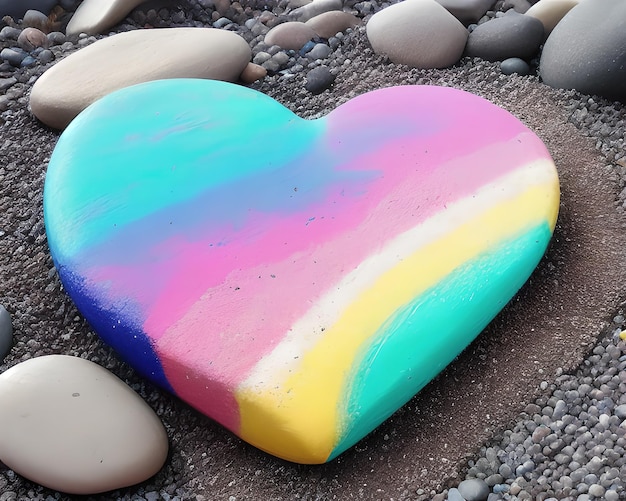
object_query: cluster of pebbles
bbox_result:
[1,0,626,500]
[434,324,626,501]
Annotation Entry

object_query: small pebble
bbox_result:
[305,65,335,94]
[306,43,332,59]
[458,478,490,501]
[46,31,66,46]
[17,27,49,51]
[0,26,21,40]
[239,62,267,83]
[20,55,37,67]
[37,48,53,64]
[501,57,530,75]
[447,488,465,501]
[0,47,27,66]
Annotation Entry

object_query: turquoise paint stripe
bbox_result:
[44,79,323,260]
[328,222,553,460]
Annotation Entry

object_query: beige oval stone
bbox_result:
[30,28,251,129]
[366,0,468,69]
[305,11,361,39]
[66,0,149,36]
[0,355,168,494]
[265,21,317,50]
[525,0,580,36]
[239,62,267,84]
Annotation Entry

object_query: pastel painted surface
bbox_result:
[44,80,560,463]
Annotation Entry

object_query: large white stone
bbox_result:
[30,28,251,129]
[0,355,168,494]
[366,0,468,69]
[66,0,149,36]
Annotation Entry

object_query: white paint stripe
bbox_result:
[239,159,557,393]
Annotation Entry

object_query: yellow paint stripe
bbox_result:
[237,168,559,464]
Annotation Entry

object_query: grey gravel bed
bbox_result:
[1,1,626,500]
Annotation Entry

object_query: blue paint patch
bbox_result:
[57,265,174,393]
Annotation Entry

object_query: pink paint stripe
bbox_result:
[156,133,547,430]
[144,129,543,338]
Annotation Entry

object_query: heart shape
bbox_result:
[44,80,559,464]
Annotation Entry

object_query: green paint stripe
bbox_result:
[329,222,553,460]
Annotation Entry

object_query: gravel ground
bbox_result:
[1,1,626,500]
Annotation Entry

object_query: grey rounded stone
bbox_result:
[307,43,332,59]
[499,463,513,477]
[465,10,544,61]
[586,456,604,473]
[0,48,28,67]
[458,478,491,501]
[305,65,335,94]
[46,31,67,46]
[484,474,504,487]
[532,425,551,443]
[0,26,21,41]
[447,487,465,501]
[367,0,468,69]
[20,55,36,67]
[37,48,53,64]
[553,399,568,419]
[605,490,620,501]
[614,404,626,420]
[588,484,605,497]
[0,76,16,92]
[0,305,12,362]
[540,0,626,102]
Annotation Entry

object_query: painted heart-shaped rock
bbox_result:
[44,80,559,464]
